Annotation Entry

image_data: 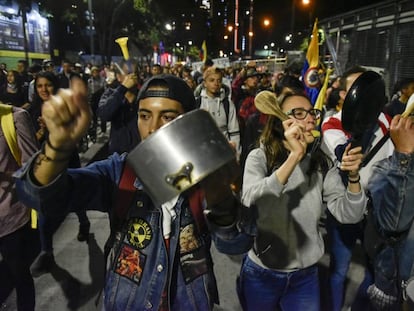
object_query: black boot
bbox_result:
[77,222,90,242]
[31,251,55,277]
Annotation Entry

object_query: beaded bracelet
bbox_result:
[46,137,74,153]
[40,141,72,162]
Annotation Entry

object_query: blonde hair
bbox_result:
[203,66,222,81]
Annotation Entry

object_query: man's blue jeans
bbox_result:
[326,212,373,311]
[237,255,320,311]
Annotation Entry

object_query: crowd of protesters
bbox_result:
[1,55,414,311]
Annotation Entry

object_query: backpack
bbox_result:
[363,193,414,309]
[0,103,37,228]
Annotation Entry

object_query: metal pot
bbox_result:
[127,109,239,206]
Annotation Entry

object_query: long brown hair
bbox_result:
[259,93,332,177]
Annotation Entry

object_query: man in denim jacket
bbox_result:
[368,114,414,309]
[15,75,253,310]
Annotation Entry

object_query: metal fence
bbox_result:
[320,0,414,96]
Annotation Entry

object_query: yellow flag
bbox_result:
[201,40,207,63]
[315,67,333,112]
[306,19,319,68]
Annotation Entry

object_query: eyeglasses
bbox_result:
[285,108,322,120]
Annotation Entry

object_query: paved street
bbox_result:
[2,131,366,311]
[2,210,366,311]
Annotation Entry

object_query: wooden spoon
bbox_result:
[401,93,414,118]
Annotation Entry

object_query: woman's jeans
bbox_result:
[237,255,320,311]
[326,212,373,311]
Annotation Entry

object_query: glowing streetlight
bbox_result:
[290,0,312,40]
[263,18,270,27]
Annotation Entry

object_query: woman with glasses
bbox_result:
[237,91,367,311]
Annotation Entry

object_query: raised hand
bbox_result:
[390,115,414,154]
[340,144,363,174]
[121,73,138,89]
[282,118,308,161]
[42,78,91,151]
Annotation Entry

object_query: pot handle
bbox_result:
[165,162,194,191]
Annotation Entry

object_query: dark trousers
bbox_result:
[0,222,38,310]
[39,210,89,252]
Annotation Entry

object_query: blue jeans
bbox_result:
[237,255,320,311]
[326,212,373,311]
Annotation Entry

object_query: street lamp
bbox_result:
[290,0,311,37]
[85,0,95,64]
[234,0,240,54]
[185,40,192,63]
[248,0,254,58]
[165,22,176,63]
[226,25,234,55]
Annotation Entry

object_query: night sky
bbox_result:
[253,0,382,46]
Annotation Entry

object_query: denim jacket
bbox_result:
[15,153,254,310]
[368,151,414,281]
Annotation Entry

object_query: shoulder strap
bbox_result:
[115,162,137,219]
[223,97,230,126]
[188,186,208,234]
[0,103,21,166]
[195,96,202,108]
[97,162,136,306]
[105,162,136,260]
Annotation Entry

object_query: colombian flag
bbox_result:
[200,40,207,62]
[302,19,320,105]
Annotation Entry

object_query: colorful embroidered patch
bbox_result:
[114,243,146,284]
[179,223,207,284]
[126,218,152,249]
[179,223,200,254]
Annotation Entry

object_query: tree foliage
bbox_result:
[35,0,203,64]
[36,0,169,64]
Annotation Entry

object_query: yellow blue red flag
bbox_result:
[302,19,320,105]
